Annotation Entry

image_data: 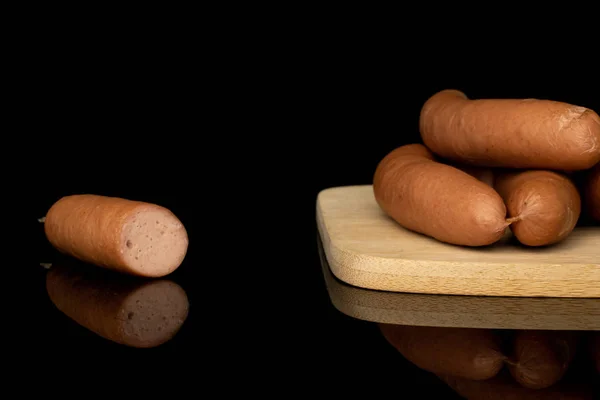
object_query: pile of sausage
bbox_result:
[380,324,600,398]
[43,194,189,278]
[373,89,600,247]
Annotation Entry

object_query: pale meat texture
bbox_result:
[44,194,188,277]
[373,144,508,247]
[420,89,600,170]
[495,171,581,247]
[46,263,189,348]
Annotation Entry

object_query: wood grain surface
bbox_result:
[316,185,600,298]
[318,234,600,330]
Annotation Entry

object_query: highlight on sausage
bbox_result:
[44,194,189,277]
[494,170,581,246]
[419,89,600,170]
[584,164,600,222]
[373,144,511,247]
[379,324,506,381]
[46,261,189,348]
[506,330,580,390]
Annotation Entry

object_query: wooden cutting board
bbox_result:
[316,185,600,298]
[318,234,600,330]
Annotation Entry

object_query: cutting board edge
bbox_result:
[315,185,600,298]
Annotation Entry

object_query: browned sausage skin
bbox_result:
[373,144,510,246]
[494,170,581,246]
[44,194,189,277]
[451,163,495,187]
[419,89,600,170]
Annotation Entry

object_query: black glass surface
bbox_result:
[317,233,599,398]
[27,46,599,397]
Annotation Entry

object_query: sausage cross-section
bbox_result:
[44,194,189,277]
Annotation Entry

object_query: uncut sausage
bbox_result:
[439,371,593,400]
[44,194,189,277]
[379,324,505,380]
[46,261,189,348]
[584,164,600,221]
[507,330,580,389]
[452,163,495,187]
[373,144,510,246]
[419,89,600,170]
[494,170,581,246]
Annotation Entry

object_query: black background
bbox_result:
[23,18,599,396]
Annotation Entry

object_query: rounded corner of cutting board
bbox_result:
[318,237,393,292]
[315,185,600,298]
[316,184,373,202]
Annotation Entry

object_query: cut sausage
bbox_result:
[494,170,581,246]
[584,164,600,222]
[507,330,580,389]
[379,324,505,381]
[373,144,510,246]
[44,194,189,277]
[439,370,593,400]
[46,261,189,348]
[419,89,600,170]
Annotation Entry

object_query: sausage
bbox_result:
[506,330,580,389]
[419,89,600,170]
[451,163,495,187]
[44,194,189,277]
[439,370,593,400]
[584,164,600,221]
[494,170,581,246]
[373,144,510,246]
[379,324,505,380]
[46,261,189,348]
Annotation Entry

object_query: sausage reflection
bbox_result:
[379,324,596,399]
[439,370,593,400]
[46,262,189,348]
[507,330,580,389]
[378,324,505,381]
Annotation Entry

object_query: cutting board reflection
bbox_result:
[316,185,600,298]
[318,235,600,330]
